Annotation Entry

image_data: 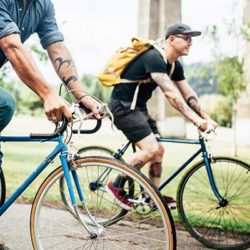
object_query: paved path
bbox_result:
[0,204,210,250]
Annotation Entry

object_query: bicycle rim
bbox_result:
[177,157,250,249]
[31,156,176,250]
[0,167,6,206]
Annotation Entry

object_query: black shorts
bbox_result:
[109,99,160,143]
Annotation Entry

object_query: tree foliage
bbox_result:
[185,62,218,96]
[215,56,245,102]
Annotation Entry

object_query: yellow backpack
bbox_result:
[97,37,163,87]
[98,37,175,110]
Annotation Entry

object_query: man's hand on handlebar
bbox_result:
[195,118,218,133]
[43,92,73,123]
[78,95,104,119]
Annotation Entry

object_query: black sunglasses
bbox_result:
[174,35,192,42]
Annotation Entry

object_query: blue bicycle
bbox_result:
[0,104,176,250]
[75,129,250,250]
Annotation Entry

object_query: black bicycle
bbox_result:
[71,129,250,250]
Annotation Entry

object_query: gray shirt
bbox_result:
[0,0,64,68]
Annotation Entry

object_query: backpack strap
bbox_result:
[120,78,151,110]
[169,62,175,79]
[130,82,142,110]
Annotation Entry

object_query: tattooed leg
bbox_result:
[132,159,144,169]
[149,162,162,187]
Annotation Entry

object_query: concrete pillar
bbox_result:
[138,0,184,137]
[236,0,250,145]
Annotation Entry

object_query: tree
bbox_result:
[204,7,250,156]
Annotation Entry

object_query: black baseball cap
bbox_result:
[165,23,201,39]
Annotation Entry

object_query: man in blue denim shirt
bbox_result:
[0,2,102,244]
[0,0,103,121]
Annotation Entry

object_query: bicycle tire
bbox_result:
[77,145,115,157]
[31,156,176,250]
[0,167,6,206]
[177,156,250,249]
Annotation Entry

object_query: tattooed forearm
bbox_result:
[62,76,78,85]
[54,57,78,85]
[54,57,75,73]
[151,73,198,123]
[187,96,202,116]
[173,97,186,112]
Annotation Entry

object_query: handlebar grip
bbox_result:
[72,119,102,134]
[30,116,68,139]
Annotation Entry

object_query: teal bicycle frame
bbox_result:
[0,133,80,216]
[111,132,225,205]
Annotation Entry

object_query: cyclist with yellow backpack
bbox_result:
[98,23,218,210]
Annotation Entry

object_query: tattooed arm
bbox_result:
[175,79,218,127]
[151,72,208,131]
[0,33,72,122]
[47,42,102,118]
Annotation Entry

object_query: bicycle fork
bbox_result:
[201,141,227,208]
[60,152,104,238]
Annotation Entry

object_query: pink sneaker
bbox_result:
[163,196,176,210]
[106,182,132,210]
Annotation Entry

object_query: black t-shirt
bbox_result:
[111,48,185,107]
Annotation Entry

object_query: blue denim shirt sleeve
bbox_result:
[0,0,20,39]
[36,0,64,49]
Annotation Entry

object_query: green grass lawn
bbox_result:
[2,125,250,202]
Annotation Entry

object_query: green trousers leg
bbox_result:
[0,88,16,167]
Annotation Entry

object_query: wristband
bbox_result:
[78,94,89,102]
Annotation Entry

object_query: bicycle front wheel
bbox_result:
[177,156,250,249]
[31,156,176,250]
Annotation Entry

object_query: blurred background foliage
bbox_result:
[1,20,250,129]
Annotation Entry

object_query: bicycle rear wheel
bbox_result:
[177,156,250,249]
[31,156,176,250]
[77,145,114,157]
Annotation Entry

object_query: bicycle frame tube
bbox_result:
[0,135,76,215]
[158,148,202,191]
[60,152,84,205]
